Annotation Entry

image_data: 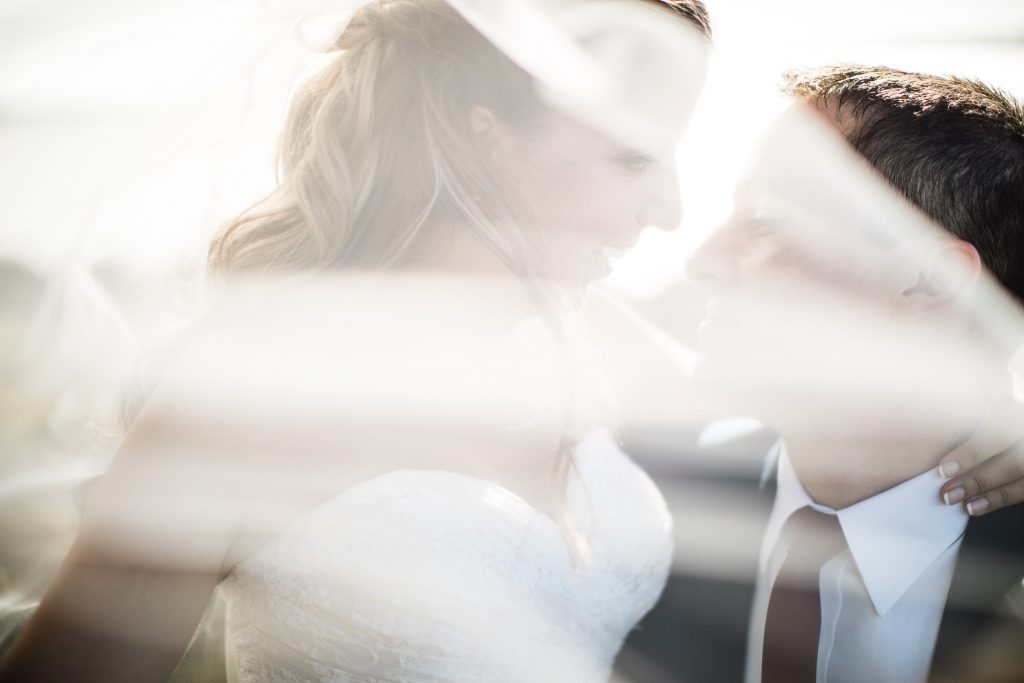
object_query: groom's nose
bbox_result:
[685,221,737,291]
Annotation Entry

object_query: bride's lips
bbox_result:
[590,236,639,265]
[704,298,732,321]
[600,245,629,261]
[603,234,640,256]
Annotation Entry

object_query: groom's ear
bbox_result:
[900,239,982,310]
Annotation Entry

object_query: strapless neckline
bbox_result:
[217,430,673,682]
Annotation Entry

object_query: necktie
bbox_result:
[762,506,847,683]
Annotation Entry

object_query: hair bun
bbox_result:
[328,1,437,54]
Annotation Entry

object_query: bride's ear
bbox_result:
[468,105,526,161]
[469,105,495,134]
[900,239,982,309]
[469,105,503,151]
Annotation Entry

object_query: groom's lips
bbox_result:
[697,299,743,344]
[704,298,743,324]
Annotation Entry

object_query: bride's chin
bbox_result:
[538,250,615,292]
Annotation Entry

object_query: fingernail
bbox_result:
[938,461,961,478]
[943,487,965,505]
[966,498,989,516]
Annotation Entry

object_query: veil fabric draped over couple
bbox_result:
[3,1,1024,682]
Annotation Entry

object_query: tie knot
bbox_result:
[763,507,847,683]
[780,507,847,574]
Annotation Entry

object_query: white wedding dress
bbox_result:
[216,429,672,682]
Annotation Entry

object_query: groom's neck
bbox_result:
[775,372,1003,509]
[781,432,959,509]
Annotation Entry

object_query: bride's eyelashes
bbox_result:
[611,152,657,175]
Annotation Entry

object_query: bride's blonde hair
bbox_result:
[207,0,710,568]
[209,0,549,279]
[210,0,592,559]
[209,0,710,279]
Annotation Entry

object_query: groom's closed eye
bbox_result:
[746,216,780,241]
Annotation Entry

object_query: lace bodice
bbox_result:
[218,430,672,682]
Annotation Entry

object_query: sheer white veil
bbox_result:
[2,0,1024,669]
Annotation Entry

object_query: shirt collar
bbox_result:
[764,443,968,616]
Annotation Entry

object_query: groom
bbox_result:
[685,66,1024,682]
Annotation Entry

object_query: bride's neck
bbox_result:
[410,220,519,279]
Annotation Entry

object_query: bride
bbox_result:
[0,1,716,681]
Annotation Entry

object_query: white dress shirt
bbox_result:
[745,444,969,683]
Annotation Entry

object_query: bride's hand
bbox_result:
[938,394,1024,516]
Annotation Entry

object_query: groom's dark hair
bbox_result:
[783,65,1024,304]
[646,0,712,39]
